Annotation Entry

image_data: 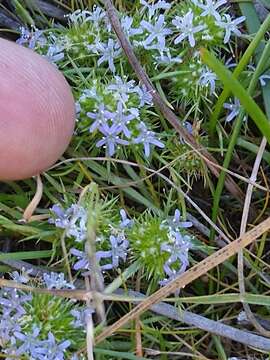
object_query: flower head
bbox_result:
[42,332,70,360]
[223,97,241,122]
[140,0,171,18]
[193,0,226,20]
[43,272,74,290]
[108,76,137,104]
[89,38,122,73]
[87,103,115,133]
[216,14,245,44]
[165,209,193,231]
[50,204,87,242]
[135,85,153,107]
[16,26,46,49]
[96,124,129,156]
[119,209,134,228]
[97,234,129,270]
[172,11,205,47]
[141,15,172,53]
[71,248,90,271]
[159,231,192,285]
[14,326,46,358]
[133,122,164,157]
[111,101,138,138]
[198,68,217,94]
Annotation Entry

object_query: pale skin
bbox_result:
[0,38,75,181]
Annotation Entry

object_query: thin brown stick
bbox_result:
[238,137,270,336]
[102,0,244,203]
[95,216,270,344]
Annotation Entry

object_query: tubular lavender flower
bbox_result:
[111,101,138,138]
[215,14,246,44]
[223,97,241,122]
[108,76,137,103]
[43,272,74,290]
[159,231,192,286]
[192,0,227,20]
[96,123,129,156]
[141,15,172,54]
[87,103,115,133]
[198,68,217,94]
[49,204,87,242]
[172,11,206,47]
[140,0,171,18]
[133,122,164,157]
[88,38,122,73]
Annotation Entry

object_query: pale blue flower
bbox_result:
[141,15,172,53]
[133,122,164,157]
[45,44,65,63]
[172,11,205,47]
[16,26,46,49]
[88,6,106,24]
[41,332,70,360]
[14,326,46,358]
[10,269,32,284]
[119,209,134,228]
[71,248,90,271]
[80,88,100,102]
[198,68,217,94]
[154,50,182,65]
[108,76,137,103]
[43,272,74,290]
[159,231,191,286]
[67,9,92,24]
[166,209,193,230]
[98,234,129,270]
[96,124,129,156]
[111,101,138,138]
[50,204,87,242]
[121,16,143,38]
[0,315,21,345]
[192,0,227,20]
[223,98,241,122]
[89,38,122,73]
[0,288,31,317]
[216,14,246,43]
[140,0,171,18]
[259,73,270,87]
[75,102,81,115]
[87,103,115,133]
[183,121,193,134]
[135,84,153,107]
[71,308,94,328]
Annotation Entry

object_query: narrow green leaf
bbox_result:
[0,250,52,261]
[201,48,270,143]
[209,14,270,134]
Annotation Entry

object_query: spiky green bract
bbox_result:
[126,211,194,283]
[22,293,85,348]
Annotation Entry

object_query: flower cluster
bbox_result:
[16,1,246,106]
[77,75,164,158]
[0,271,82,359]
[50,203,131,274]
[127,209,193,284]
